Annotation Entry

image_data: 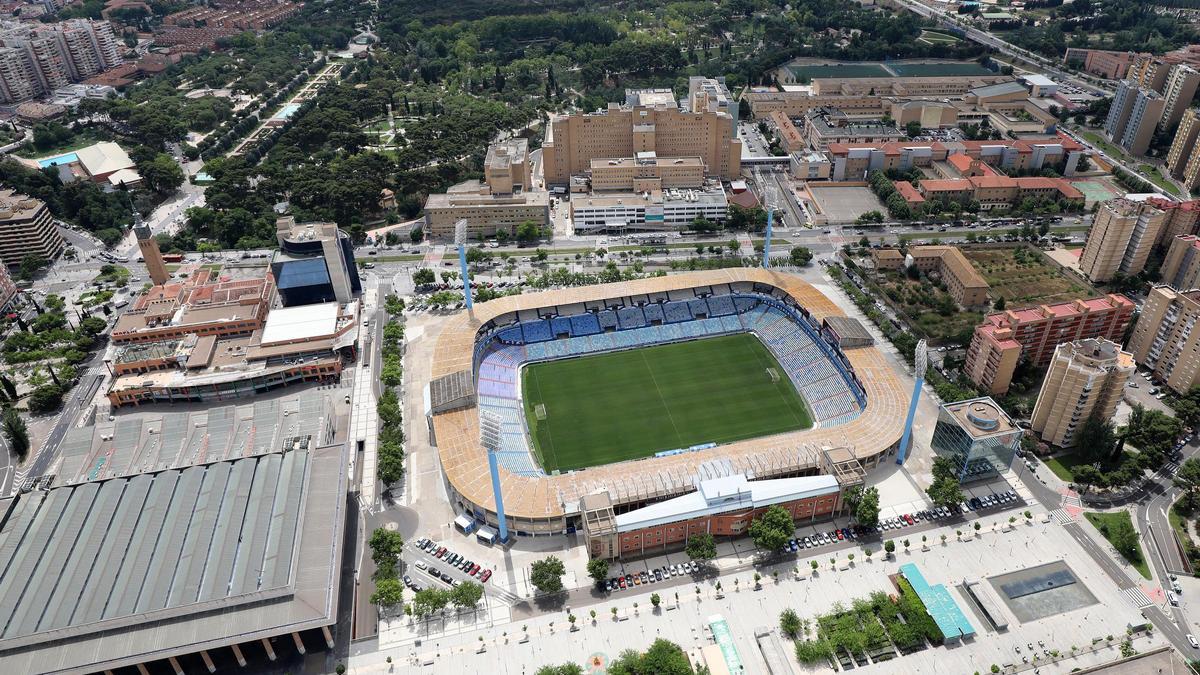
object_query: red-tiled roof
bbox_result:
[920,179,973,192]
[968,175,1018,189]
[893,181,925,203]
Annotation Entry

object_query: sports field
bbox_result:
[521,334,813,473]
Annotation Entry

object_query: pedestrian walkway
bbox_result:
[1050,508,1076,525]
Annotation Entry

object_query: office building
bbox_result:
[583,472,841,560]
[1030,338,1134,448]
[135,224,169,286]
[802,107,905,149]
[570,181,728,233]
[0,189,64,267]
[1104,80,1166,156]
[542,87,742,186]
[825,135,1086,181]
[905,246,990,307]
[0,19,122,103]
[1161,65,1200,129]
[1078,198,1168,283]
[1128,285,1200,394]
[930,397,1021,482]
[423,139,549,239]
[909,175,1084,212]
[272,217,361,306]
[963,294,1135,395]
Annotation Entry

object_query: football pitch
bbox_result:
[521,334,813,473]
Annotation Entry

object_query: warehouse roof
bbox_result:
[0,442,347,674]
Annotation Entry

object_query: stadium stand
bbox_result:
[472,291,868,475]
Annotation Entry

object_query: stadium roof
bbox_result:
[0,440,347,674]
[260,302,339,345]
[614,473,838,532]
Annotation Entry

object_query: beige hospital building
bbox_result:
[542,88,741,187]
[423,138,550,238]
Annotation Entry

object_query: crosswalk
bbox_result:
[1050,508,1075,525]
[1119,586,1152,609]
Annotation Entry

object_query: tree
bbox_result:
[410,226,424,243]
[370,577,404,608]
[846,485,880,527]
[748,504,794,552]
[412,268,436,286]
[650,592,661,608]
[411,588,449,617]
[1175,457,1200,494]
[535,664,585,675]
[27,384,63,415]
[530,556,566,594]
[450,580,484,610]
[534,248,549,262]
[780,608,801,638]
[927,457,964,508]
[905,120,923,138]
[587,557,610,585]
[18,254,47,281]
[1075,414,1117,462]
[685,532,717,562]
[1108,516,1141,561]
[2,408,29,459]
[369,528,404,576]
[993,297,1006,311]
[789,246,813,266]
[139,153,185,194]
[884,540,895,557]
[385,294,406,316]
[516,220,542,244]
[608,639,694,675]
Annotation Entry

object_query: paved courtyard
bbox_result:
[808,186,887,224]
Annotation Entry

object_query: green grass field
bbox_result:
[521,334,813,472]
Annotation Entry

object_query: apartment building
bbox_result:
[1155,198,1200,244]
[1078,198,1168,283]
[1168,108,1200,191]
[1168,108,1200,185]
[1127,285,1200,394]
[1062,48,1140,80]
[0,190,64,267]
[1104,80,1166,156]
[963,294,1135,395]
[1030,338,1134,448]
[906,246,990,307]
[1129,56,1174,93]
[0,264,16,313]
[1162,235,1200,291]
[1161,65,1200,129]
[542,87,741,186]
[0,20,122,103]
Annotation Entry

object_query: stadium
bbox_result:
[428,269,908,540]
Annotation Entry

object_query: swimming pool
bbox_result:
[37,152,79,168]
[272,103,301,120]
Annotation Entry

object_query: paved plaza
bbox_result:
[807,186,887,224]
[352,509,1162,673]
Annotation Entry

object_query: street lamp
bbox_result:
[897,339,927,465]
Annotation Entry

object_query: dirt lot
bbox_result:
[963,246,1093,307]
[809,186,886,224]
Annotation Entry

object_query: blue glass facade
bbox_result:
[930,397,1020,482]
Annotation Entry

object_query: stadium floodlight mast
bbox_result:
[480,409,509,543]
[896,339,927,465]
[454,219,474,310]
[755,168,779,269]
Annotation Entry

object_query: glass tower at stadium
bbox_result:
[930,396,1020,482]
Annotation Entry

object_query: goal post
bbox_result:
[534,404,547,420]
[766,368,780,383]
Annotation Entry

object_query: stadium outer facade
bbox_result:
[429,269,908,543]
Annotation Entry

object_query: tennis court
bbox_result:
[1069,177,1124,205]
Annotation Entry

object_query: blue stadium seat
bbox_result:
[570,314,601,336]
[643,304,665,324]
[551,317,573,336]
